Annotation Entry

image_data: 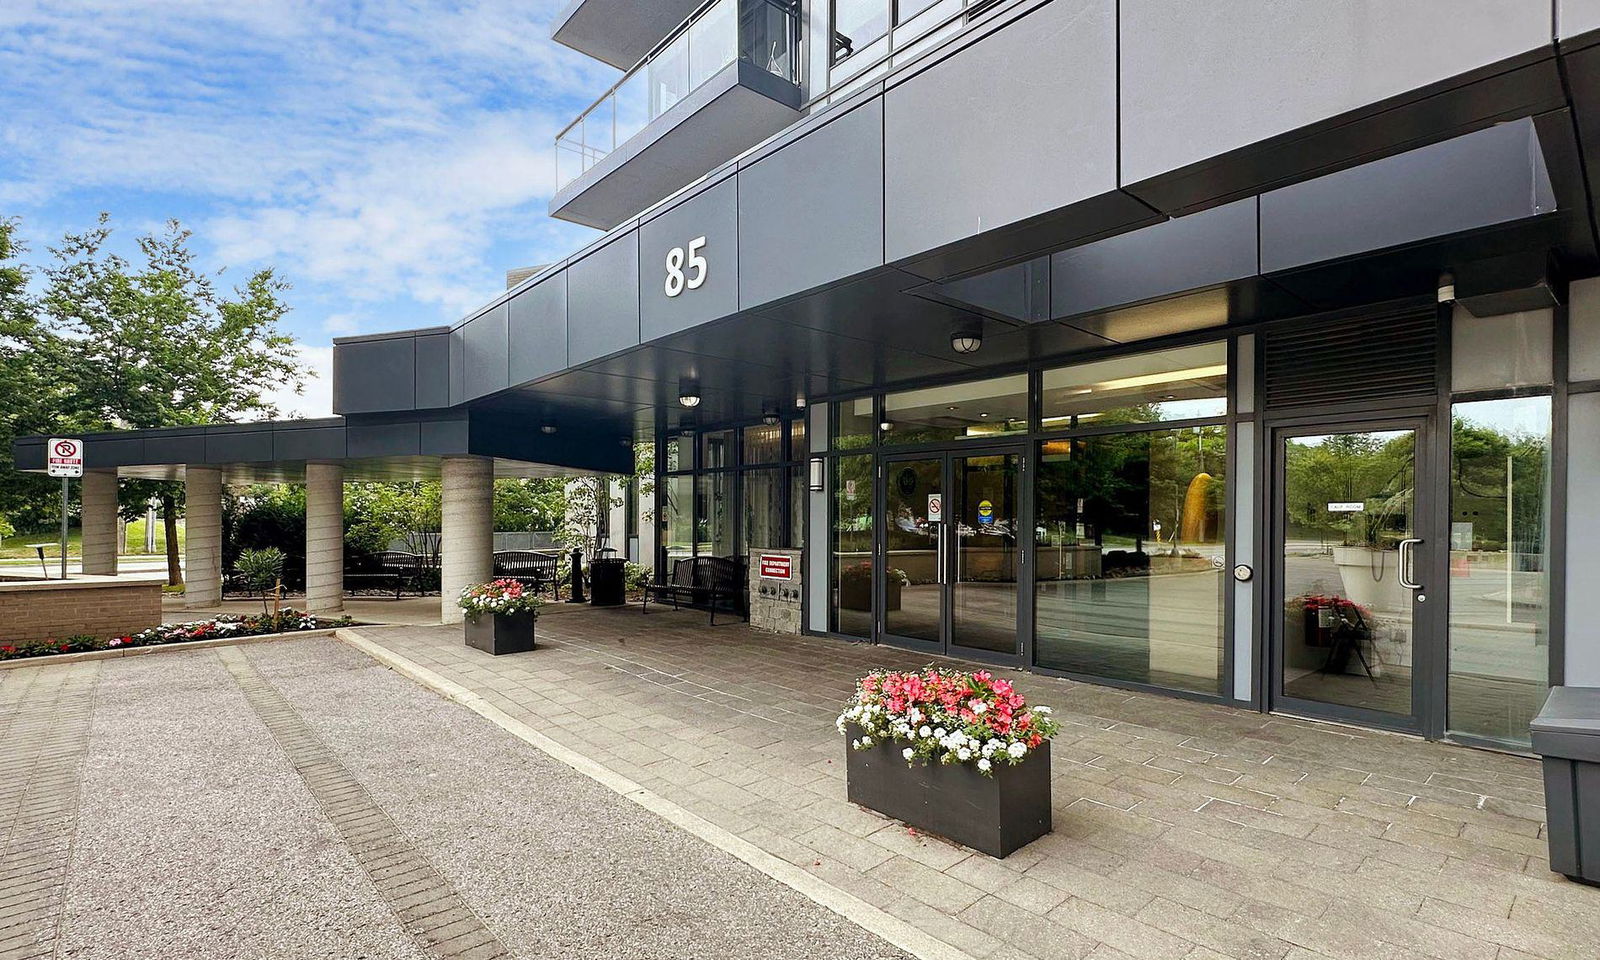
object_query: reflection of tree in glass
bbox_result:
[1284,433,1414,547]
[1451,415,1548,555]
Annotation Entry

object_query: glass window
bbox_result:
[648,31,691,117]
[688,0,737,89]
[1451,307,1553,392]
[882,374,1029,445]
[742,0,799,81]
[696,472,733,557]
[665,432,693,472]
[1034,426,1228,695]
[896,0,940,24]
[832,454,874,637]
[834,396,876,450]
[1041,342,1228,430]
[700,429,734,470]
[742,467,784,556]
[742,422,783,464]
[789,463,806,550]
[1447,396,1552,747]
[662,476,694,567]
[832,0,888,62]
[788,418,807,461]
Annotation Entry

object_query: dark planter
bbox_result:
[841,579,901,612]
[464,611,536,656]
[1531,686,1600,886]
[845,731,1051,858]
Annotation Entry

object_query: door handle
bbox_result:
[936,523,947,585]
[1397,538,1423,589]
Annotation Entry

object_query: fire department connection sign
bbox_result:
[47,438,83,478]
[758,554,793,581]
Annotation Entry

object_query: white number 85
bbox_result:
[664,236,707,297]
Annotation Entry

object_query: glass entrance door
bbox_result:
[1271,420,1437,731]
[881,449,1022,661]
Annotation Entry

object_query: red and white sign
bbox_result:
[46,438,83,478]
[926,493,943,523]
[758,554,793,581]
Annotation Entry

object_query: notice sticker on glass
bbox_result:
[1327,502,1365,513]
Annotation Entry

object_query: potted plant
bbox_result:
[458,578,542,655]
[837,667,1059,858]
[839,562,906,612]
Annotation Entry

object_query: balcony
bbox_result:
[551,0,705,70]
[551,0,803,230]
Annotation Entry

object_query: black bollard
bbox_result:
[567,548,587,603]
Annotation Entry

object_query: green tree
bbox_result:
[493,478,566,532]
[39,215,311,584]
[0,218,62,531]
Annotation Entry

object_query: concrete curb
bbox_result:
[0,628,339,670]
[335,627,978,960]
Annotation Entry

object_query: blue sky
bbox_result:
[0,0,613,418]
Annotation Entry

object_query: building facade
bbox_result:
[19,0,1600,752]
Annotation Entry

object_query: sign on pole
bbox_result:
[47,438,84,477]
[47,439,82,580]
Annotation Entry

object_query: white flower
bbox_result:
[957,748,972,761]
[903,748,915,761]
[1033,706,1052,715]
[861,736,873,747]
[919,725,932,738]
[977,758,992,772]
[907,708,923,725]
[970,700,988,714]
[934,727,947,739]
[1008,742,1028,759]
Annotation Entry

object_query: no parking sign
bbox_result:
[47,438,83,477]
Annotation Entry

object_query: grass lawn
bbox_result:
[0,520,185,560]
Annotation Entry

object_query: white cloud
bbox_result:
[257,344,335,421]
[0,0,608,328]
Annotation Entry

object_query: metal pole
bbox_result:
[60,476,69,580]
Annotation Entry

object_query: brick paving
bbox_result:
[355,605,1600,960]
[0,664,98,960]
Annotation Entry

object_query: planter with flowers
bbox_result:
[839,562,906,612]
[837,667,1058,857]
[459,579,543,656]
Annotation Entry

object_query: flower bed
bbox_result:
[457,578,543,622]
[837,667,1060,775]
[0,609,354,662]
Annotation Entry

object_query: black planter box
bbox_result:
[464,611,536,656]
[845,732,1051,858]
[1531,686,1600,886]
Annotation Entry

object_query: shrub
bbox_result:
[235,547,286,614]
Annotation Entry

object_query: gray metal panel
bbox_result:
[273,425,346,462]
[639,177,739,342]
[205,429,275,464]
[1261,120,1554,272]
[1560,1,1600,39]
[142,433,207,466]
[347,421,421,459]
[463,303,510,400]
[420,418,471,455]
[1051,198,1259,318]
[333,336,415,414]
[415,333,450,409]
[567,231,641,366]
[81,436,144,469]
[1119,0,1553,185]
[881,0,1118,263]
[449,326,466,407]
[550,0,702,69]
[1568,393,1600,685]
[508,273,568,385]
[738,97,885,308]
[550,62,803,231]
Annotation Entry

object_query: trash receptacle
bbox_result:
[1530,686,1600,885]
[589,557,626,607]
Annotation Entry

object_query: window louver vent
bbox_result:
[1262,307,1438,410]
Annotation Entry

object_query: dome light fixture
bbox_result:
[950,322,983,355]
[541,424,557,435]
[879,420,894,432]
[678,377,701,408]
[761,406,780,426]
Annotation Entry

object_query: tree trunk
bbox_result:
[162,493,183,587]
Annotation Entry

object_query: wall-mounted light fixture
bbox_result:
[879,420,894,432]
[762,406,780,426]
[808,457,825,492]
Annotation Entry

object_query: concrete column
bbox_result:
[304,463,344,614]
[80,469,119,577]
[185,467,224,609]
[440,457,494,624]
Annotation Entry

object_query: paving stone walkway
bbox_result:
[354,604,1599,960]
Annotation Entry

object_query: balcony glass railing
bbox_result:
[556,0,801,190]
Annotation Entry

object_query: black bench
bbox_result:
[345,551,425,598]
[493,550,562,599]
[642,556,746,624]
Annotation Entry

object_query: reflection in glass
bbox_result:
[665,432,693,472]
[1280,430,1416,715]
[1448,397,1551,747]
[834,397,876,450]
[742,0,800,80]
[663,476,694,564]
[742,422,783,463]
[789,464,806,550]
[832,0,889,61]
[689,0,738,89]
[742,467,783,555]
[883,374,1029,445]
[1041,342,1227,430]
[696,473,733,557]
[1035,427,1227,694]
[953,453,1019,654]
[884,458,942,643]
[700,429,734,470]
[832,454,875,637]
[648,32,691,115]
[788,418,807,461]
